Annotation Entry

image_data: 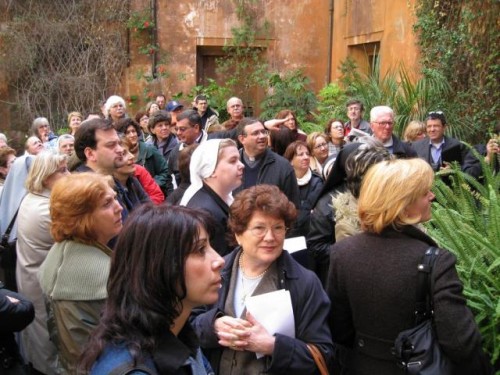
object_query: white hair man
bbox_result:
[370,106,417,158]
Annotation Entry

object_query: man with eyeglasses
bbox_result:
[221,97,245,130]
[233,118,300,208]
[167,110,238,188]
[370,106,417,158]
[412,111,467,171]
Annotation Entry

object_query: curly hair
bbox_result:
[229,185,297,235]
[115,117,141,137]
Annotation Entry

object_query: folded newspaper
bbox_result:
[346,127,371,143]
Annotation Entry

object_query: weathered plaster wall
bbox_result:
[0,0,421,132]
[330,0,420,80]
[123,0,332,113]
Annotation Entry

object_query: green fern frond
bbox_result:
[426,162,499,363]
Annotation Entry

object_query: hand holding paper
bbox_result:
[245,289,295,358]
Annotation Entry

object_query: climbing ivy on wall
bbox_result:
[414,0,499,144]
[215,0,271,109]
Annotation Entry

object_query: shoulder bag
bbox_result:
[0,209,20,290]
[392,247,453,374]
[307,343,329,375]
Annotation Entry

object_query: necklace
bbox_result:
[238,254,269,304]
[239,253,270,279]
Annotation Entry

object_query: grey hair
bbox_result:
[104,95,126,117]
[345,140,393,198]
[57,134,75,148]
[31,117,50,136]
[370,106,394,122]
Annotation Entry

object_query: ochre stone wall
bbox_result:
[122,0,332,114]
[330,0,420,79]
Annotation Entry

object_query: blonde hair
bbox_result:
[358,158,434,233]
[306,131,328,152]
[403,120,426,142]
[50,172,115,242]
[25,151,68,194]
[67,111,83,126]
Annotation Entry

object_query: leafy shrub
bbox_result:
[259,69,317,123]
[312,82,348,128]
[425,158,499,365]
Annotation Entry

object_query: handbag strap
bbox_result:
[414,246,440,324]
[1,209,20,245]
[306,343,329,375]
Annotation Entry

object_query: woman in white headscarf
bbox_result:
[180,139,244,256]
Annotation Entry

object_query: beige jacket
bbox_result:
[16,191,59,374]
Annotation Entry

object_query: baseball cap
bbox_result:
[167,100,184,112]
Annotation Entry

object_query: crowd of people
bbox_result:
[0,93,498,374]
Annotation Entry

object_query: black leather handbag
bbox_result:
[393,247,453,374]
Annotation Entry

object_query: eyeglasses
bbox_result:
[248,224,288,238]
[244,129,269,137]
[38,124,49,129]
[314,142,328,149]
[428,111,444,116]
[373,121,394,127]
[176,126,192,132]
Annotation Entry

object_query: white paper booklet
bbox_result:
[245,289,295,358]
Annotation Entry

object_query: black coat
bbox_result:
[391,135,418,159]
[462,143,500,179]
[234,148,300,209]
[295,172,324,237]
[0,287,34,369]
[185,184,232,256]
[327,225,491,375]
[307,143,361,285]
